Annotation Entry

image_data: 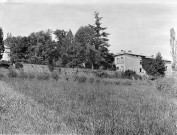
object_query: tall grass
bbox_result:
[7,68,18,78]
[3,77,177,135]
[156,76,177,97]
[51,70,60,81]
[36,72,50,81]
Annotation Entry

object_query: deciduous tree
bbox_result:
[75,26,96,68]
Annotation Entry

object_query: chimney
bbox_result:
[128,50,132,53]
[151,55,154,57]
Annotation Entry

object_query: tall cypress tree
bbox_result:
[0,27,4,60]
[89,11,109,50]
[89,12,114,69]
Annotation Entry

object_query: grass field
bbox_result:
[0,68,177,134]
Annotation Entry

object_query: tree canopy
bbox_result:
[142,52,166,77]
[0,27,4,60]
[3,12,114,70]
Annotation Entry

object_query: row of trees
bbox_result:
[3,12,114,70]
[0,13,174,76]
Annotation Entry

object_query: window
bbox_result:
[140,68,142,72]
[140,60,142,65]
[117,58,119,64]
[121,57,124,63]
[121,66,124,71]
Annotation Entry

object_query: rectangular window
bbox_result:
[140,60,142,65]
[117,58,119,64]
[121,57,124,63]
[121,66,124,71]
[140,68,142,72]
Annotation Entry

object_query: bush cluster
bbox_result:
[89,77,95,83]
[0,60,11,69]
[15,62,23,69]
[95,70,109,78]
[7,68,18,78]
[37,72,50,81]
[121,70,142,80]
[95,69,142,80]
[51,70,60,81]
[19,71,29,79]
[76,75,87,83]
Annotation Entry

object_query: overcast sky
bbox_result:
[0,0,177,60]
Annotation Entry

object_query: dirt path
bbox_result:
[0,81,77,134]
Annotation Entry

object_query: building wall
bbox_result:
[114,55,126,71]
[165,62,172,75]
[1,47,10,61]
[124,55,146,75]
[115,54,172,76]
[115,54,146,75]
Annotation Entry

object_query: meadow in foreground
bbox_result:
[1,69,177,135]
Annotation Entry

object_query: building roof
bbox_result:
[114,51,171,62]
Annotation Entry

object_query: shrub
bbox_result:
[19,71,29,79]
[102,80,108,85]
[133,74,142,80]
[95,70,108,78]
[114,71,123,78]
[124,69,136,79]
[51,71,60,81]
[95,79,101,84]
[8,68,18,78]
[117,70,142,80]
[28,72,36,79]
[48,63,55,72]
[0,60,10,69]
[89,77,95,84]
[114,80,121,85]
[122,80,132,85]
[37,72,50,81]
[76,75,87,83]
[15,62,23,69]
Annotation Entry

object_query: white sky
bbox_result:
[1,0,177,60]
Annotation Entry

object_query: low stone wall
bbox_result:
[22,63,116,77]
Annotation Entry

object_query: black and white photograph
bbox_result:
[0,0,177,134]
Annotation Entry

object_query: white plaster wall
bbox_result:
[114,55,126,71]
[1,47,10,61]
[165,62,172,75]
[125,55,146,75]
